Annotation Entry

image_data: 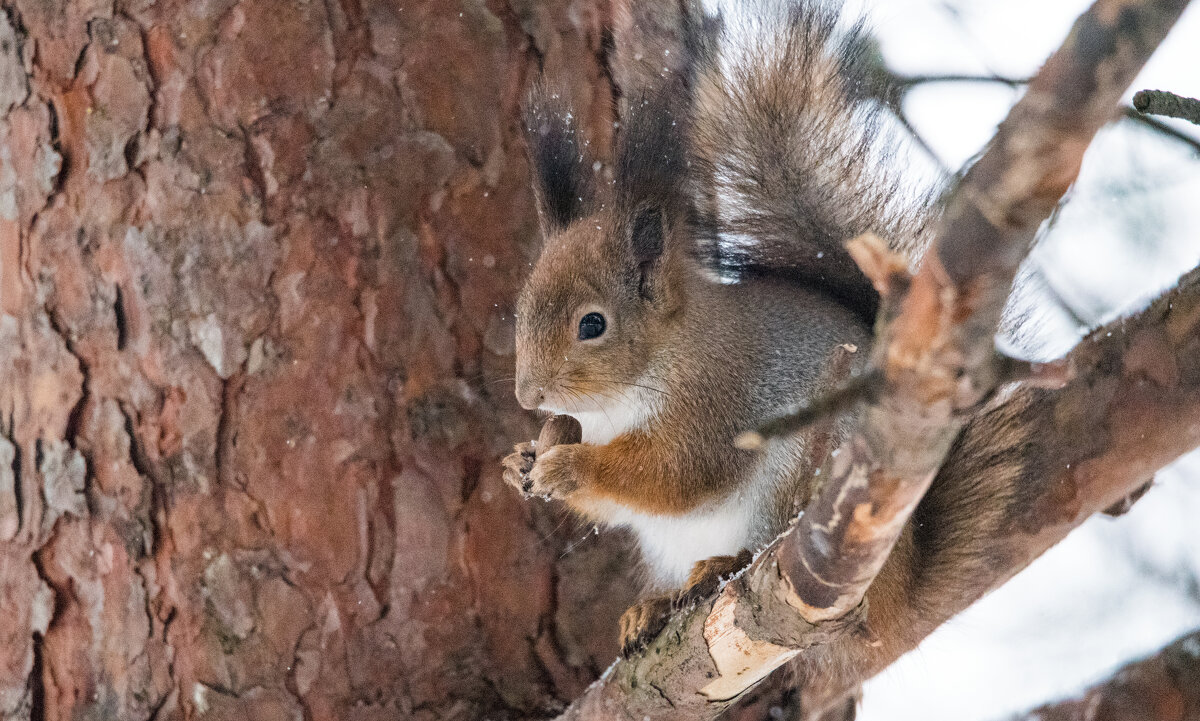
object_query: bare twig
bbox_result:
[1133,88,1200,125]
[879,74,1200,158]
[892,72,1029,88]
[736,370,881,449]
[1123,105,1200,153]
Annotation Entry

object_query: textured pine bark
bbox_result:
[0,0,637,719]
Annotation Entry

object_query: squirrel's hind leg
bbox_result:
[618,549,754,656]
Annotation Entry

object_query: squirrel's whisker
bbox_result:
[574,371,670,397]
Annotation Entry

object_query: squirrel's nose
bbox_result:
[515,376,544,410]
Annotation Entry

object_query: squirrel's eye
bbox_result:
[578,312,606,341]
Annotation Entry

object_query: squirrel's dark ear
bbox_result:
[630,205,666,299]
[614,73,697,301]
[631,206,665,265]
[524,86,595,233]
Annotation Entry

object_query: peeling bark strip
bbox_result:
[1009,628,1200,721]
[558,1,1195,719]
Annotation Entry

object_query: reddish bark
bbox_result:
[0,1,636,719]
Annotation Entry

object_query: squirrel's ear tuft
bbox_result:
[524,86,595,233]
[614,85,690,221]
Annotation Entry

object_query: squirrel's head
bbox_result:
[514,204,685,412]
[514,85,692,413]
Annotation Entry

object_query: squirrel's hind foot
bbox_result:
[619,596,675,656]
[618,550,754,656]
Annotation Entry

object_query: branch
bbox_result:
[877,74,1200,157]
[778,0,1190,633]
[557,1,1194,718]
[892,72,1029,88]
[792,263,1200,714]
[1007,628,1200,721]
[736,370,881,450]
[1133,88,1200,125]
[561,262,1200,721]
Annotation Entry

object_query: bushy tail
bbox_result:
[684,1,933,321]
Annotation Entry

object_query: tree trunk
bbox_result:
[0,0,632,719]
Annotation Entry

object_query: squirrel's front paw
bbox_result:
[502,414,584,499]
[501,442,537,493]
[523,444,583,499]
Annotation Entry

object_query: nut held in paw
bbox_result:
[538,414,582,449]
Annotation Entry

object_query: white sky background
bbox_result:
[708,1,1200,719]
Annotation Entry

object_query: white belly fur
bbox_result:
[606,494,761,587]
[601,436,800,588]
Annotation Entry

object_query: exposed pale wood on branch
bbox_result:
[557,0,1194,718]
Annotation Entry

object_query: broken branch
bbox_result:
[1133,88,1200,126]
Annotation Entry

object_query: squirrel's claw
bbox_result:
[502,415,585,499]
[675,550,753,609]
[501,442,537,494]
[618,552,754,657]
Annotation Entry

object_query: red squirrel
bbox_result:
[502,1,930,653]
